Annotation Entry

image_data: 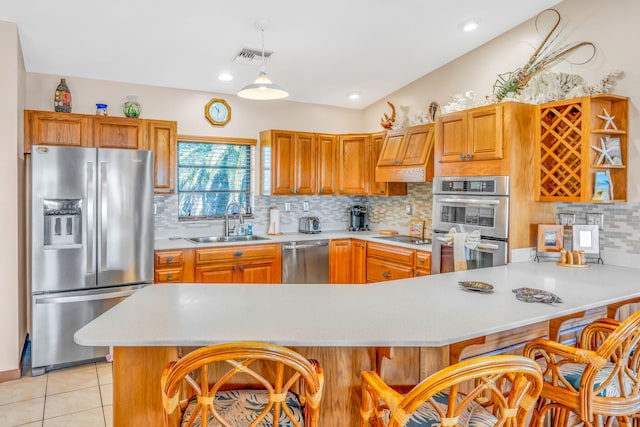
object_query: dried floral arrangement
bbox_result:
[492,9,595,102]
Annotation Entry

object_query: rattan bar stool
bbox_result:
[361,354,543,427]
[524,310,640,427]
[161,342,323,427]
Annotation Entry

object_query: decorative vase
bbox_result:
[53,78,72,113]
[123,95,142,118]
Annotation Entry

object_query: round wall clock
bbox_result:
[205,98,231,126]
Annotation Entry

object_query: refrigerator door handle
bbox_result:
[35,289,138,304]
[100,161,108,271]
[86,161,95,274]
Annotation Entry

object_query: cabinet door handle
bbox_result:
[319,189,324,193]
[382,272,391,278]
[380,190,384,194]
[459,154,465,160]
[466,153,472,160]
[418,259,424,264]
[339,189,344,193]
[233,265,237,271]
[359,243,365,248]
[239,265,244,271]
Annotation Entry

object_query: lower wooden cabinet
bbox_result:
[366,242,415,283]
[415,251,432,277]
[194,244,282,284]
[352,240,367,284]
[329,239,353,284]
[154,249,194,283]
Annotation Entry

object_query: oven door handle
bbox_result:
[476,242,500,251]
[438,198,501,205]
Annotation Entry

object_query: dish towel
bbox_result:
[453,232,468,271]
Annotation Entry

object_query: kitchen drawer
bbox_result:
[415,251,431,275]
[155,268,184,283]
[155,250,184,267]
[366,258,413,283]
[367,242,414,266]
[195,243,280,265]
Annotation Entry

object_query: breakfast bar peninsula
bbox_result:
[75,261,640,426]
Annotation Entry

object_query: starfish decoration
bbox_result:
[591,137,614,165]
[597,108,618,130]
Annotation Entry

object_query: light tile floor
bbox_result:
[0,362,113,427]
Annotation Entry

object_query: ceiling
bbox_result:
[1,0,562,109]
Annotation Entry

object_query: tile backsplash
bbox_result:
[154,182,433,238]
[556,202,640,254]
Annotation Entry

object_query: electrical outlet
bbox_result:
[586,212,604,230]
[284,202,291,212]
[303,201,309,212]
[406,204,412,215]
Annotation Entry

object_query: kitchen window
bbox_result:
[177,137,255,220]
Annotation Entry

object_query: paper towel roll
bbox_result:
[268,208,280,234]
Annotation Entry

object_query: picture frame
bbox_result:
[572,224,600,255]
[537,224,564,252]
[408,219,425,239]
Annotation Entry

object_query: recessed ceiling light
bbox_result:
[462,20,479,32]
[218,73,234,81]
[348,92,361,100]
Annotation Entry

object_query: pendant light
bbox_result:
[237,26,289,100]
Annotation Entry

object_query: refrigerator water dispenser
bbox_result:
[43,199,82,248]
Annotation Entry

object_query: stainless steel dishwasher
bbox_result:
[282,240,329,284]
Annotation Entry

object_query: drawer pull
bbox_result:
[418,259,424,264]
[459,154,465,160]
[466,153,472,160]
[239,265,244,271]
[167,274,173,279]
[167,257,173,263]
[234,252,244,257]
[382,272,391,278]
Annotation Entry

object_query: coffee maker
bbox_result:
[349,205,369,231]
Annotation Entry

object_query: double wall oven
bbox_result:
[431,176,509,274]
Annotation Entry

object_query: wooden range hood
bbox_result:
[375,123,435,182]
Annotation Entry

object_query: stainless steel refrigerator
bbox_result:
[29,145,154,375]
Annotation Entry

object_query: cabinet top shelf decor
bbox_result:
[535,94,628,203]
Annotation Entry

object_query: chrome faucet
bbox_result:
[224,201,244,237]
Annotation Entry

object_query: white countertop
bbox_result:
[75,262,640,348]
[154,230,433,252]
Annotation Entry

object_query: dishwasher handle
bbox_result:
[283,241,329,250]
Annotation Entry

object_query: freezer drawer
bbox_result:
[31,284,145,374]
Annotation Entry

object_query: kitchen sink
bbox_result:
[186,235,271,244]
[373,235,431,245]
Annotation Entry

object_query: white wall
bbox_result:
[26,74,363,138]
[0,20,24,378]
[362,0,640,202]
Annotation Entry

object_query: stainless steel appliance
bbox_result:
[282,240,329,284]
[349,205,369,231]
[431,176,509,274]
[298,216,321,234]
[29,145,154,375]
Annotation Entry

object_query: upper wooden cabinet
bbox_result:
[535,95,628,203]
[148,120,177,194]
[93,116,147,149]
[375,124,435,183]
[25,110,91,152]
[338,134,370,195]
[25,110,177,194]
[435,102,534,177]
[370,132,407,195]
[260,130,317,195]
[317,134,338,195]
